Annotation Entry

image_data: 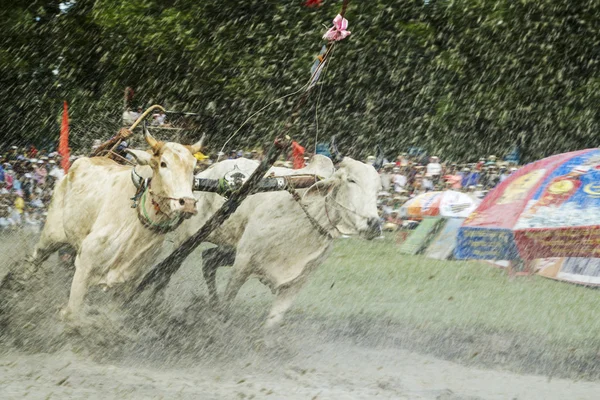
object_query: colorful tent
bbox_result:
[398,217,445,255]
[536,257,600,286]
[424,218,465,260]
[456,149,600,260]
[401,191,480,220]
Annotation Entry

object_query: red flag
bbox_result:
[291,141,305,169]
[304,0,322,7]
[59,101,71,173]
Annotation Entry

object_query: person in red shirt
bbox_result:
[291,141,305,169]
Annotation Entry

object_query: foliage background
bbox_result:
[2,0,600,162]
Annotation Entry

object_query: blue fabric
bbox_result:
[461,172,479,187]
[315,143,331,158]
[454,227,520,260]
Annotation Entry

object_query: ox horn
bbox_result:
[144,126,160,151]
[330,136,344,164]
[189,133,206,154]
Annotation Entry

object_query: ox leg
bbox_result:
[61,257,92,319]
[20,239,65,283]
[202,246,236,308]
[264,281,305,330]
[221,256,253,319]
[30,239,64,267]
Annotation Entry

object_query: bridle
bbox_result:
[290,177,364,238]
[137,187,186,233]
[130,166,194,234]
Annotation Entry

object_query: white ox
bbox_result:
[29,130,203,318]
[178,154,381,328]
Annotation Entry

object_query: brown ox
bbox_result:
[29,129,203,318]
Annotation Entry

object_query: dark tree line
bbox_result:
[2,0,600,162]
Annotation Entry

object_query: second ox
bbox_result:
[177,152,381,329]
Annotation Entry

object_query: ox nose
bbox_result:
[364,217,382,240]
[176,197,198,217]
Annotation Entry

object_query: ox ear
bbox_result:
[303,175,341,200]
[126,149,153,166]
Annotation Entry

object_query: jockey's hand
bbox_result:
[119,128,133,138]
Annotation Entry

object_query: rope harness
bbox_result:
[285,177,336,239]
[136,189,186,234]
[130,168,187,234]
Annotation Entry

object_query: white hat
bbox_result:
[37,160,44,164]
[29,158,38,163]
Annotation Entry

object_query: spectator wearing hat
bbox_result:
[426,156,442,186]
[461,167,478,188]
[392,166,407,193]
[499,165,510,183]
[380,163,394,192]
[444,165,462,190]
[485,155,497,166]
[475,157,486,171]
[48,161,65,181]
[422,173,434,192]
[33,160,47,186]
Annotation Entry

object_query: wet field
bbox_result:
[0,230,599,399]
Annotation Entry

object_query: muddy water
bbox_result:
[0,231,599,399]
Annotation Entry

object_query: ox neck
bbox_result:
[137,187,183,233]
[302,192,342,239]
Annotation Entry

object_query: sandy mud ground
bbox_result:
[0,230,598,399]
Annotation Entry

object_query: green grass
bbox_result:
[226,235,600,378]
[293,237,599,344]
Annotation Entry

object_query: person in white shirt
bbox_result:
[426,156,442,186]
[393,167,407,193]
[426,156,442,175]
[422,173,434,191]
[48,161,65,180]
[379,163,394,192]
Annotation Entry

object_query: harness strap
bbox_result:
[136,189,185,234]
[285,178,334,239]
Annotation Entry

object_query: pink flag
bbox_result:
[323,14,351,42]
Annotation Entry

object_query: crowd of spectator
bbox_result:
[376,153,518,197]
[371,153,521,229]
[0,146,68,231]
[1,138,521,234]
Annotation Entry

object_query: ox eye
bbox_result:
[160,161,167,168]
[348,178,357,184]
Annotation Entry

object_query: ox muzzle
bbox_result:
[177,196,198,217]
[360,217,382,240]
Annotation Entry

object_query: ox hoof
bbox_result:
[59,307,74,321]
